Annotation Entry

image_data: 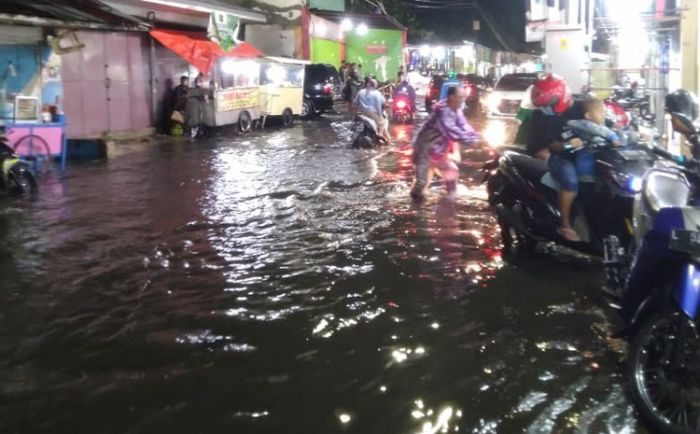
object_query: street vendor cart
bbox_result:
[258,57,308,128]
[212,58,261,132]
[150,29,264,133]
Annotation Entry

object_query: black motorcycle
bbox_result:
[484,123,654,256]
[0,138,37,197]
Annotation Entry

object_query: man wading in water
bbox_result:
[410,85,479,201]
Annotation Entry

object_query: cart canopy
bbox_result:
[150,29,263,74]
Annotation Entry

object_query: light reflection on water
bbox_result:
[0,113,644,433]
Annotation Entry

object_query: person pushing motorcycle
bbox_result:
[410,85,479,201]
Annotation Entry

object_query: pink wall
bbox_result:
[61,31,151,139]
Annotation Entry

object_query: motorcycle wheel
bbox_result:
[7,167,38,197]
[626,309,700,434]
[498,215,535,258]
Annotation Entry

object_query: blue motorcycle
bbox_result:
[606,90,700,434]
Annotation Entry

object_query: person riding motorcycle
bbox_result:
[410,85,480,201]
[354,77,389,141]
[527,73,599,241]
[393,72,416,111]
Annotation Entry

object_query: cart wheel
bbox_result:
[239,111,252,133]
[282,108,294,127]
[13,134,52,177]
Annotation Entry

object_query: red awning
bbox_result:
[150,29,263,74]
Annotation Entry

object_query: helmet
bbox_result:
[665,89,699,120]
[531,73,572,114]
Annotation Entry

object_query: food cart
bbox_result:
[149,30,265,133]
[258,57,308,127]
[211,57,261,132]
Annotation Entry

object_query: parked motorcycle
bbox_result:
[351,112,387,149]
[484,122,654,256]
[602,89,700,434]
[0,135,37,197]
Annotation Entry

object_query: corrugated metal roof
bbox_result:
[0,0,149,30]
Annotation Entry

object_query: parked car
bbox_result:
[303,64,339,118]
[487,73,538,117]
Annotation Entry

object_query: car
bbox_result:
[487,73,538,117]
[425,73,488,116]
[424,73,445,112]
[459,73,488,116]
[303,64,340,118]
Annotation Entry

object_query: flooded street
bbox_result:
[0,111,644,434]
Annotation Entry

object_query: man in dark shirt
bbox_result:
[528,74,585,241]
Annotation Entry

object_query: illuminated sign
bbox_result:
[216,87,259,112]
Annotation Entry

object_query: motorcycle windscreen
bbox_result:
[678,263,700,319]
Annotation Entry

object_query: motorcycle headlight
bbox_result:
[644,170,691,212]
[612,171,643,193]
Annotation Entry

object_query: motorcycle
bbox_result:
[392,94,415,124]
[0,135,37,197]
[351,111,388,149]
[483,121,654,256]
[603,108,700,434]
[612,83,653,123]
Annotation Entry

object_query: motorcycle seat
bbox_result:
[504,151,549,183]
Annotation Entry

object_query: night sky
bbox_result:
[384,0,527,49]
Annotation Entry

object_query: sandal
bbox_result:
[557,226,582,242]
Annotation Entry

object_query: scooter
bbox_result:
[351,111,388,149]
[483,121,654,256]
[0,136,37,197]
[392,94,415,124]
[603,109,700,434]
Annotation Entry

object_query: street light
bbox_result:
[341,18,353,32]
[356,23,368,36]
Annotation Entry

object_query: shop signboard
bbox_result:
[208,12,239,51]
[346,28,403,82]
[216,87,259,112]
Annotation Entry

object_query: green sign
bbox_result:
[309,0,344,12]
[208,12,239,51]
[345,28,403,82]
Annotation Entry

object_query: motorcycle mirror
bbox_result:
[670,112,698,136]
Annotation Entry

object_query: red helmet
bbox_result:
[531,73,572,114]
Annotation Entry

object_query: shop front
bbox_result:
[309,11,406,82]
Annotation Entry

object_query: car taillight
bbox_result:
[464,84,474,98]
[323,84,332,94]
[395,99,407,109]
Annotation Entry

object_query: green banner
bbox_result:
[345,28,403,82]
[311,38,341,68]
[208,12,239,51]
[309,0,345,12]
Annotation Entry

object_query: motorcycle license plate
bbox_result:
[670,230,700,255]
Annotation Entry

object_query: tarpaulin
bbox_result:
[150,29,263,74]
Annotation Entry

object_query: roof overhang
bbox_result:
[141,0,266,23]
[310,10,406,31]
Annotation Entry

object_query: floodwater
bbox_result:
[0,110,645,434]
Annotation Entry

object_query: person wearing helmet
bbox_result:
[666,89,699,158]
[527,73,585,241]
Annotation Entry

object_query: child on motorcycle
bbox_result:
[549,97,621,241]
[410,85,479,201]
